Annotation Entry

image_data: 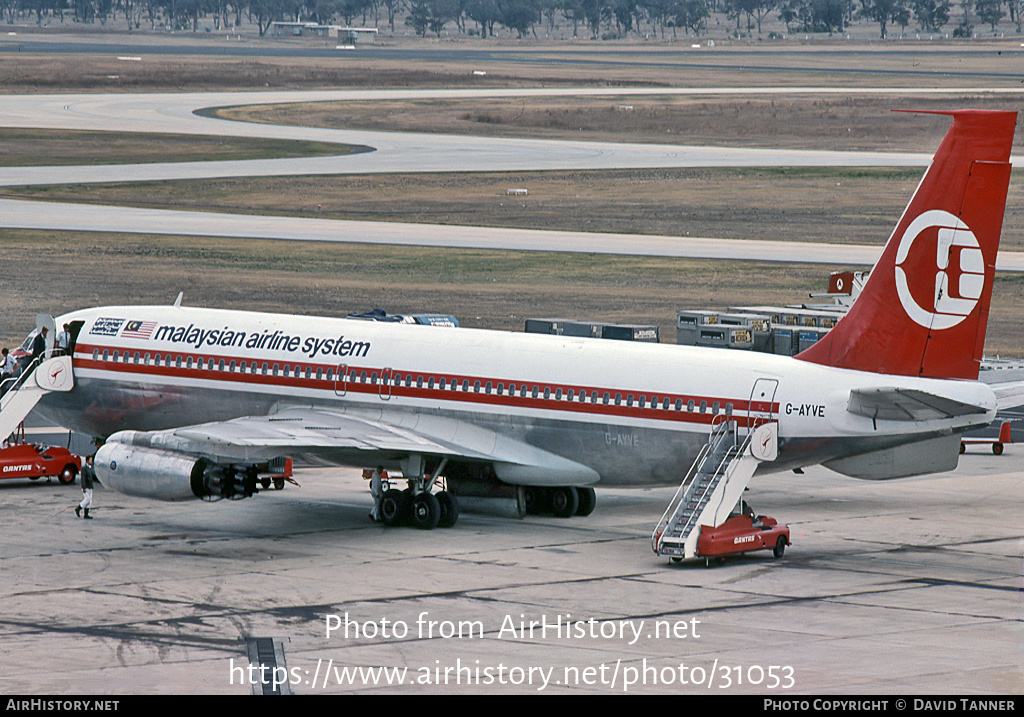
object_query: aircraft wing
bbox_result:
[106,406,600,487]
[847,387,990,422]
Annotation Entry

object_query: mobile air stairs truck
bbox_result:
[652,418,790,565]
[0,316,76,444]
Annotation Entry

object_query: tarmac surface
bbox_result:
[2,452,1019,695]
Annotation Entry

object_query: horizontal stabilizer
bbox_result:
[990,381,1024,411]
[847,387,988,422]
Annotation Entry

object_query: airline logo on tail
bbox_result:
[796,109,1016,381]
[895,210,984,331]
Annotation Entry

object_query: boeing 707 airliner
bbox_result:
[5,110,1018,529]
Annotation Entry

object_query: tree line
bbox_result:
[3,0,1021,39]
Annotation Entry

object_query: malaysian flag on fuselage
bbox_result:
[121,320,157,340]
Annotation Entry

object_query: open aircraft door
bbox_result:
[748,378,779,430]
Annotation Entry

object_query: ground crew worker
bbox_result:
[76,455,96,519]
[0,348,16,389]
[369,465,386,522]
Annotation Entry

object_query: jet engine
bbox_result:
[95,442,258,502]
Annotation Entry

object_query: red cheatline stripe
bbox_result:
[74,344,776,428]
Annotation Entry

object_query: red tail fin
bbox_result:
[797,110,1016,380]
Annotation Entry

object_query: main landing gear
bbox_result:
[379,484,459,530]
[375,455,459,530]
[524,486,597,518]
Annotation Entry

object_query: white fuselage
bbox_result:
[40,305,996,486]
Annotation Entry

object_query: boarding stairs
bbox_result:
[0,355,74,441]
[652,419,778,560]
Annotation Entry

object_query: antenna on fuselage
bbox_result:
[173,292,183,307]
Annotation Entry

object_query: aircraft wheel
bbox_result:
[410,492,441,530]
[549,486,579,518]
[993,443,1004,455]
[380,488,408,526]
[58,465,77,485]
[575,487,597,517]
[773,536,788,558]
[523,487,547,514]
[436,491,459,528]
[960,441,966,454]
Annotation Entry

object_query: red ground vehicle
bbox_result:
[0,442,82,484]
[960,421,1013,455]
[697,514,790,562]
